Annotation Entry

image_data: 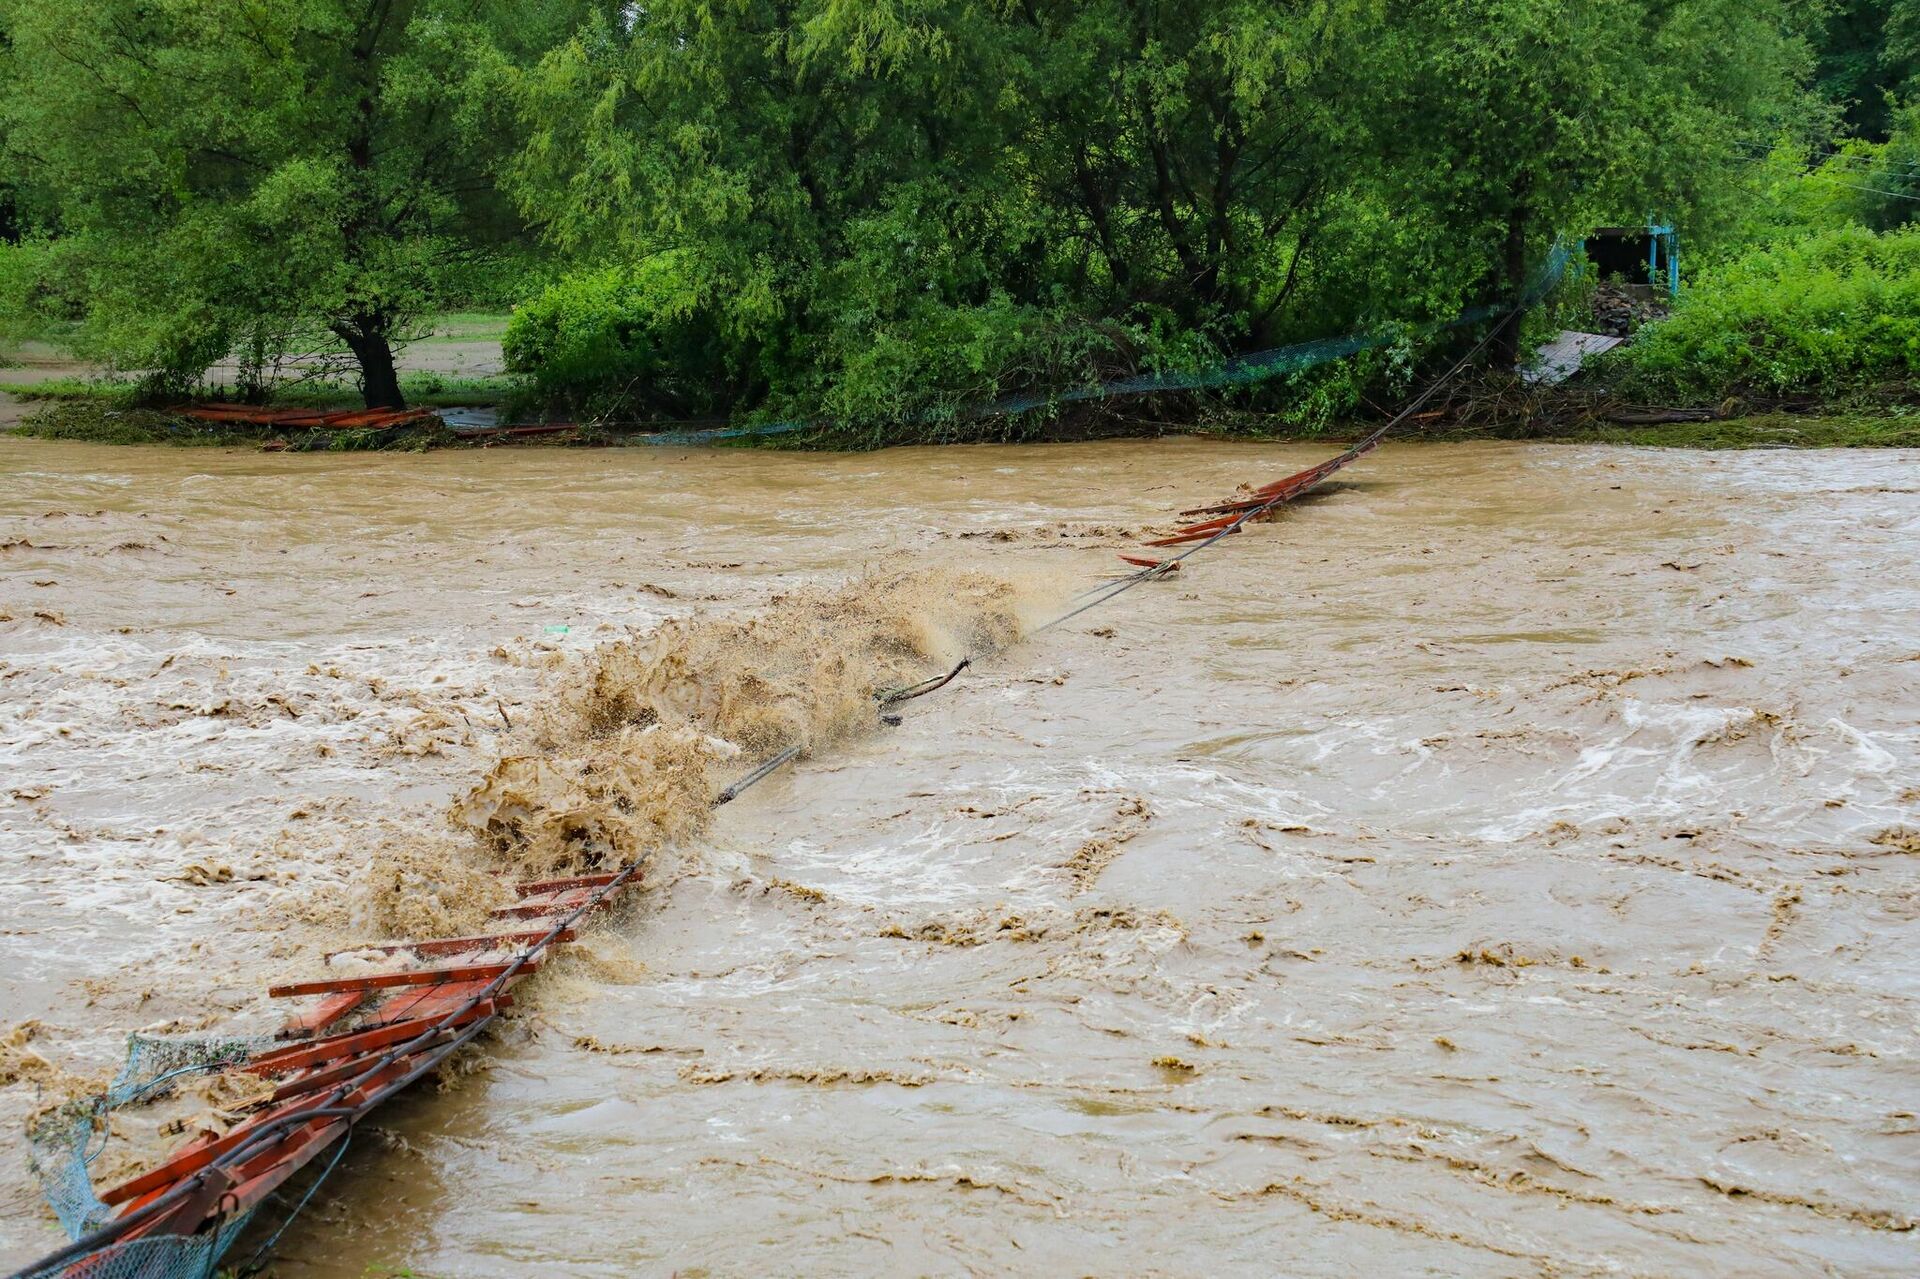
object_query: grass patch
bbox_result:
[1526,412,1920,449]
[13,402,263,446]
[11,401,454,450]
[1200,401,1920,450]
[0,371,517,409]
[399,373,516,407]
[267,373,519,409]
[1387,410,1920,449]
[0,376,143,402]
[413,312,512,344]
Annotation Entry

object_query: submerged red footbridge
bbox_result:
[17,411,1411,1278]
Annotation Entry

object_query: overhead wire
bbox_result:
[1724,145,1920,202]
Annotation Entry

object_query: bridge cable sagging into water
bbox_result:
[16,304,1522,1279]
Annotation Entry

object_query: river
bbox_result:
[2,436,1916,1276]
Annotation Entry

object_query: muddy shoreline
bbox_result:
[8,336,1920,452]
[9,400,1920,454]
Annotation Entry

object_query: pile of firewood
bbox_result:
[1590,282,1669,337]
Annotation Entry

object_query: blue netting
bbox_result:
[22,1032,276,1278]
[625,243,1574,445]
[13,1219,255,1279]
[104,1033,270,1111]
[623,418,813,446]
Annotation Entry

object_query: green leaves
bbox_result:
[1,0,1841,424]
[0,0,592,403]
[504,0,1397,426]
[1621,225,1920,399]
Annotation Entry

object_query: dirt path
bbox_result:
[1,331,506,394]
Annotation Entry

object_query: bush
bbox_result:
[793,297,1218,445]
[509,254,1220,438]
[502,259,744,419]
[1617,226,1920,400]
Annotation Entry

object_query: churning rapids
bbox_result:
[2,436,1916,1277]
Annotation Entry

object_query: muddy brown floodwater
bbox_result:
[2,436,1917,1277]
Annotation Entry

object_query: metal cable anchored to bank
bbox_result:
[12,753,802,1279]
[17,306,1519,1279]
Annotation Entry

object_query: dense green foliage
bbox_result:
[1709,116,1920,254]
[507,0,1361,429]
[1839,107,1920,230]
[12,0,1920,432]
[1619,225,1920,399]
[1616,60,1920,405]
[500,0,1813,430]
[503,261,733,418]
[0,0,600,405]
[1816,0,1920,139]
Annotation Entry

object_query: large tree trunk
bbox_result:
[1073,150,1131,292]
[335,321,405,410]
[1493,184,1532,373]
[334,1,410,412]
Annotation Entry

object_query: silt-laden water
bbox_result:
[1,436,1916,1276]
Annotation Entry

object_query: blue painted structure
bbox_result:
[1583,223,1681,296]
[1647,224,1680,295]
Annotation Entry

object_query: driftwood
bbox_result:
[1605,407,1720,425]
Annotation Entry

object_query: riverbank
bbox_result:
[11,322,1919,453]
[7,394,1919,452]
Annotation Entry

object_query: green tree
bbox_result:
[1890,0,1920,107]
[1816,0,1920,140]
[0,0,594,406]
[1000,1,1375,346]
[1375,0,1816,367]
[0,19,20,246]
[510,0,1815,415]
[508,0,1386,425]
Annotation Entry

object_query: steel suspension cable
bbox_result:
[8,747,805,1279]
[1027,308,1525,638]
